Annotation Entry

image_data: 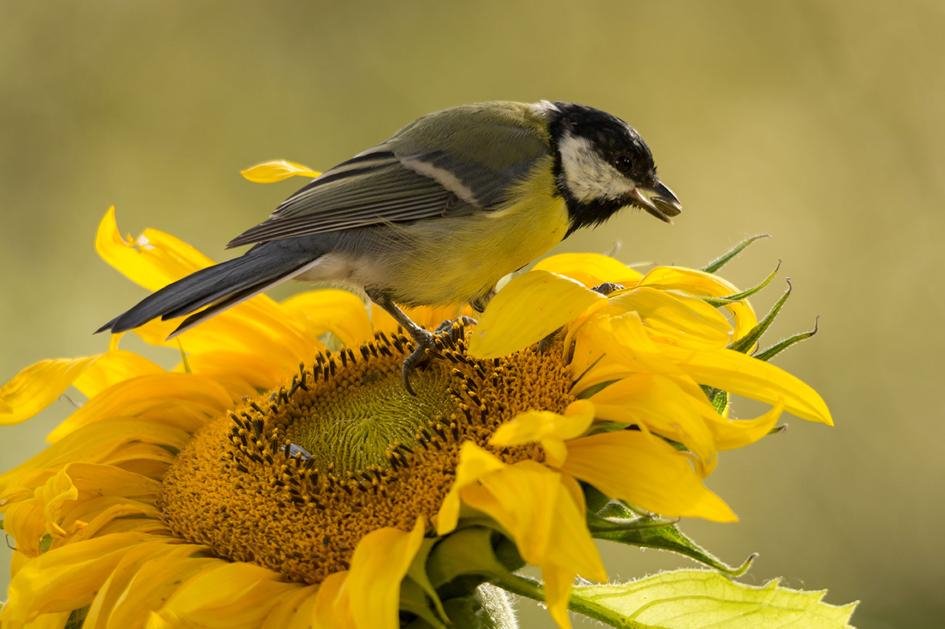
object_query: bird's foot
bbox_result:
[402,316,477,395]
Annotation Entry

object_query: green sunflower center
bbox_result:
[158,324,572,584]
[281,354,453,474]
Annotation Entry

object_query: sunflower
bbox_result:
[0,165,832,629]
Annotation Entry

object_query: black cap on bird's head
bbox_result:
[544,101,682,233]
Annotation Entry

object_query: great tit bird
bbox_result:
[98,100,682,391]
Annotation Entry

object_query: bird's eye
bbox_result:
[614,155,633,171]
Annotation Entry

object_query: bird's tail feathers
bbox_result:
[96,246,319,337]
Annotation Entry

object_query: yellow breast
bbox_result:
[391,158,569,305]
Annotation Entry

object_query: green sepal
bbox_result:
[575,378,619,400]
[400,578,448,629]
[702,234,769,273]
[405,538,449,624]
[728,280,793,354]
[586,502,754,577]
[704,260,780,307]
[571,570,858,628]
[39,533,53,553]
[425,526,523,598]
[176,339,192,373]
[701,386,729,414]
[755,318,819,362]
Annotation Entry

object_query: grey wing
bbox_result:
[227,149,459,247]
[226,110,549,248]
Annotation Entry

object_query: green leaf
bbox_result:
[704,260,780,307]
[587,509,753,577]
[702,234,769,273]
[755,317,819,362]
[572,570,857,628]
[729,280,792,354]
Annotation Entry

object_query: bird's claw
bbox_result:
[402,316,477,395]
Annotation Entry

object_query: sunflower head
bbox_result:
[0,202,840,628]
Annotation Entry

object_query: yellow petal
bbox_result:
[469,270,605,358]
[0,357,97,425]
[639,266,758,340]
[533,252,644,287]
[459,460,606,625]
[151,561,300,628]
[589,375,718,472]
[569,311,681,391]
[312,572,352,629]
[261,583,321,629]
[542,564,577,629]
[490,400,595,467]
[564,431,737,522]
[280,289,374,348]
[83,541,210,629]
[344,516,426,629]
[74,350,165,398]
[707,403,783,450]
[240,160,321,183]
[608,287,733,348]
[0,420,191,499]
[664,346,833,425]
[435,442,506,535]
[95,206,214,292]
[96,209,317,366]
[0,532,167,623]
[46,374,234,443]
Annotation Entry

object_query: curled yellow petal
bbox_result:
[564,431,737,522]
[533,252,644,287]
[608,287,733,348]
[0,356,97,426]
[74,350,165,398]
[490,400,595,467]
[589,375,718,473]
[344,516,426,629]
[280,289,374,348]
[240,160,321,183]
[460,460,607,627]
[151,561,300,627]
[664,346,833,426]
[0,532,166,623]
[46,374,234,443]
[435,442,506,535]
[640,266,758,339]
[312,572,352,629]
[95,206,214,292]
[83,541,211,629]
[469,270,605,358]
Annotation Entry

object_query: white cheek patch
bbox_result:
[558,132,634,203]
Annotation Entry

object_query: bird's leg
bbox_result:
[365,289,435,396]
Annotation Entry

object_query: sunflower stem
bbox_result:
[492,573,636,628]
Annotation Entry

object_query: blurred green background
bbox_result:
[2,1,943,626]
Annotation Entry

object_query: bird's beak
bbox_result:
[630,181,683,223]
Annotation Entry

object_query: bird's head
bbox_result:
[543,101,682,233]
